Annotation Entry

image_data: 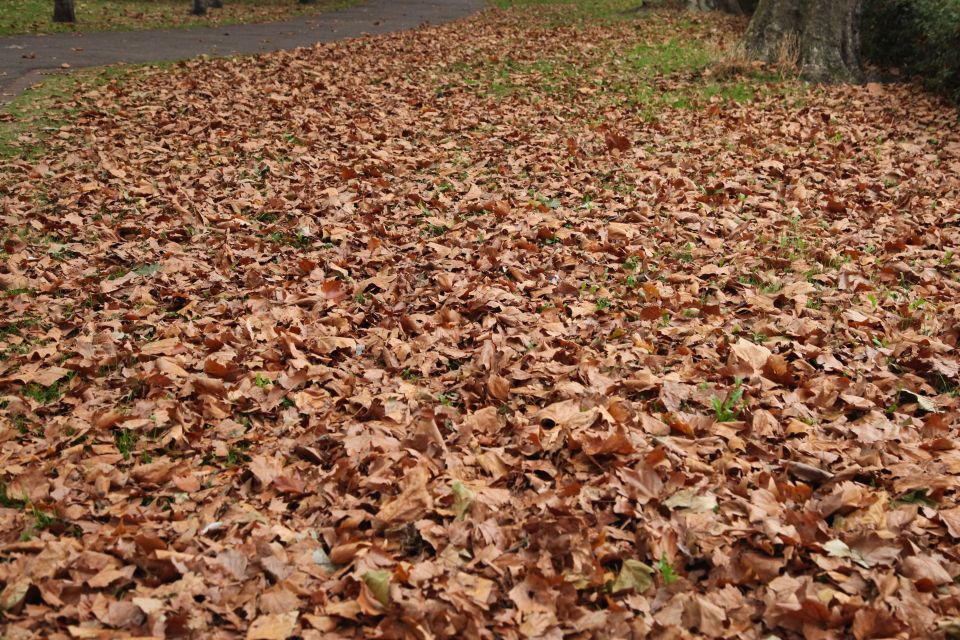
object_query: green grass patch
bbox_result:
[490,0,678,23]
[0,63,160,162]
[443,19,769,118]
[22,381,63,404]
[114,429,138,460]
[626,38,712,75]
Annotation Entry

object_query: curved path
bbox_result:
[0,0,484,100]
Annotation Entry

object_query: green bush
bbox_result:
[862,0,960,102]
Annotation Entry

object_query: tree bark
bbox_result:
[740,0,862,82]
[191,0,206,15]
[300,0,317,4]
[687,0,743,15]
[53,0,76,23]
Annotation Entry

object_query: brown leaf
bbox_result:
[901,555,953,586]
[103,601,144,629]
[729,338,772,375]
[273,472,305,495]
[535,400,598,430]
[0,577,30,612]
[579,428,634,456]
[130,459,179,485]
[940,508,960,539]
[320,279,348,301]
[376,463,433,524]
[246,611,299,640]
[14,366,70,387]
[249,454,283,487]
[487,374,511,401]
[140,337,182,356]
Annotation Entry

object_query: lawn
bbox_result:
[0,0,358,35]
[1,0,959,638]
[0,65,145,160]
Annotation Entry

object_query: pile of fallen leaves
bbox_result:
[1,3,960,638]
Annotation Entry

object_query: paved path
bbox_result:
[0,0,484,100]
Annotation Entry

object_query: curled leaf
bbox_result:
[451,480,474,520]
[362,570,392,607]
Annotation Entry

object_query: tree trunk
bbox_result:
[687,0,743,15]
[300,0,317,4]
[53,0,76,23]
[191,0,206,15]
[209,0,223,7]
[740,0,862,82]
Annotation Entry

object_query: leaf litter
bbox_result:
[1,3,960,639]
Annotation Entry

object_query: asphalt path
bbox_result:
[0,0,484,100]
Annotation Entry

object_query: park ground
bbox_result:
[0,0,358,35]
[2,0,960,638]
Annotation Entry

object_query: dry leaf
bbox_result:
[376,464,433,524]
[246,611,299,640]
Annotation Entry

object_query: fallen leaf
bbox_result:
[611,560,654,594]
[246,611,299,640]
[376,463,433,524]
[362,570,392,607]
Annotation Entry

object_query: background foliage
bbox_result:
[862,0,960,102]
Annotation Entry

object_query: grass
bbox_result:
[0,481,61,541]
[656,552,678,584]
[439,4,780,120]
[711,379,744,422]
[0,63,166,162]
[18,502,66,541]
[114,429,138,460]
[490,0,680,23]
[22,381,64,404]
[627,38,712,75]
[0,0,359,36]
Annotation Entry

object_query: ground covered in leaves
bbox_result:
[2,2,960,638]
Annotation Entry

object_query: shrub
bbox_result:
[862,0,960,102]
